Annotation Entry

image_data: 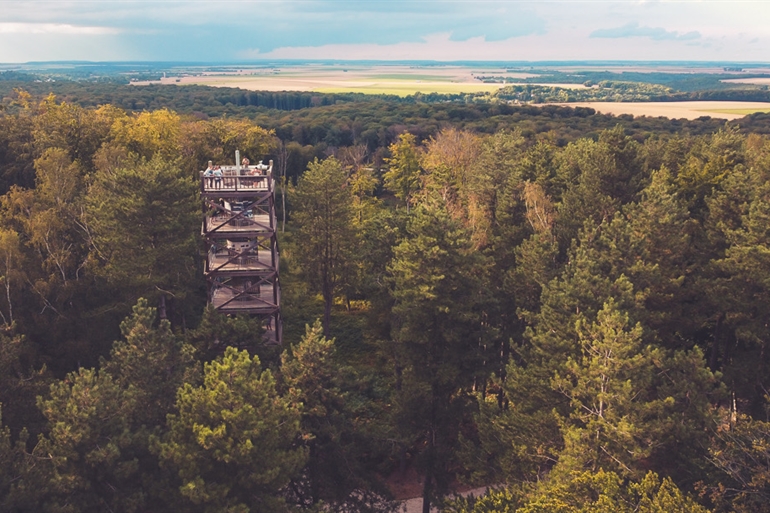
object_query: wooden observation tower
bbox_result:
[200,153,282,344]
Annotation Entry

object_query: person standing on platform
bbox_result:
[204,161,214,188]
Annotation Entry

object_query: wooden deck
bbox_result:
[211,283,278,313]
[204,214,274,234]
[208,249,276,273]
[200,165,274,194]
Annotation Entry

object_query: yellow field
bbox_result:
[551,101,770,120]
[315,82,503,96]
[132,65,523,95]
[721,77,770,86]
[706,108,770,115]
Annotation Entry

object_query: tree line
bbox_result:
[3,79,756,167]
[1,92,770,512]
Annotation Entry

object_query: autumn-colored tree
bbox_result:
[33,94,116,172]
[0,228,23,327]
[709,411,770,513]
[111,109,182,161]
[196,117,275,167]
[421,128,483,223]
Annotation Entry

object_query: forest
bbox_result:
[7,78,770,186]
[1,86,770,513]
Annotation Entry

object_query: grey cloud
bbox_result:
[590,22,701,41]
[202,2,546,53]
[2,0,549,60]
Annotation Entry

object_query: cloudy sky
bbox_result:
[1,1,768,63]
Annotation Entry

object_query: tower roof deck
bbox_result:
[201,163,274,195]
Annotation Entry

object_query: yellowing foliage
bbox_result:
[111,108,181,161]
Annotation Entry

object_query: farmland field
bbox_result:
[314,81,503,96]
[127,62,770,119]
[721,77,770,86]
[708,107,770,115]
[133,65,513,95]
[550,101,770,120]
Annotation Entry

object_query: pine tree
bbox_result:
[159,347,305,513]
[290,156,356,335]
[281,320,393,511]
[86,153,199,319]
[101,298,198,428]
[553,300,720,480]
[36,367,142,512]
[383,133,421,212]
[389,200,492,513]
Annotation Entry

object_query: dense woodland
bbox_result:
[7,79,770,184]
[2,87,770,513]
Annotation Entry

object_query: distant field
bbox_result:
[515,83,591,89]
[707,108,770,115]
[129,64,770,115]
[721,77,770,86]
[315,82,503,96]
[550,101,770,120]
[133,65,508,95]
[363,73,457,82]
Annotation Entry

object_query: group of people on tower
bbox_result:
[203,158,270,190]
[203,161,223,189]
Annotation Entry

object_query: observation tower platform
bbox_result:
[200,157,281,344]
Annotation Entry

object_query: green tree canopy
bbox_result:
[86,153,199,318]
[383,133,422,211]
[289,156,356,335]
[159,346,306,513]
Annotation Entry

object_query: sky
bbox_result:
[1,0,769,63]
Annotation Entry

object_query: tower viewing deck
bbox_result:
[201,158,281,344]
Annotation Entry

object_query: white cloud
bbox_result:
[0,22,119,35]
[591,22,700,41]
[258,33,500,61]
[254,29,770,62]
